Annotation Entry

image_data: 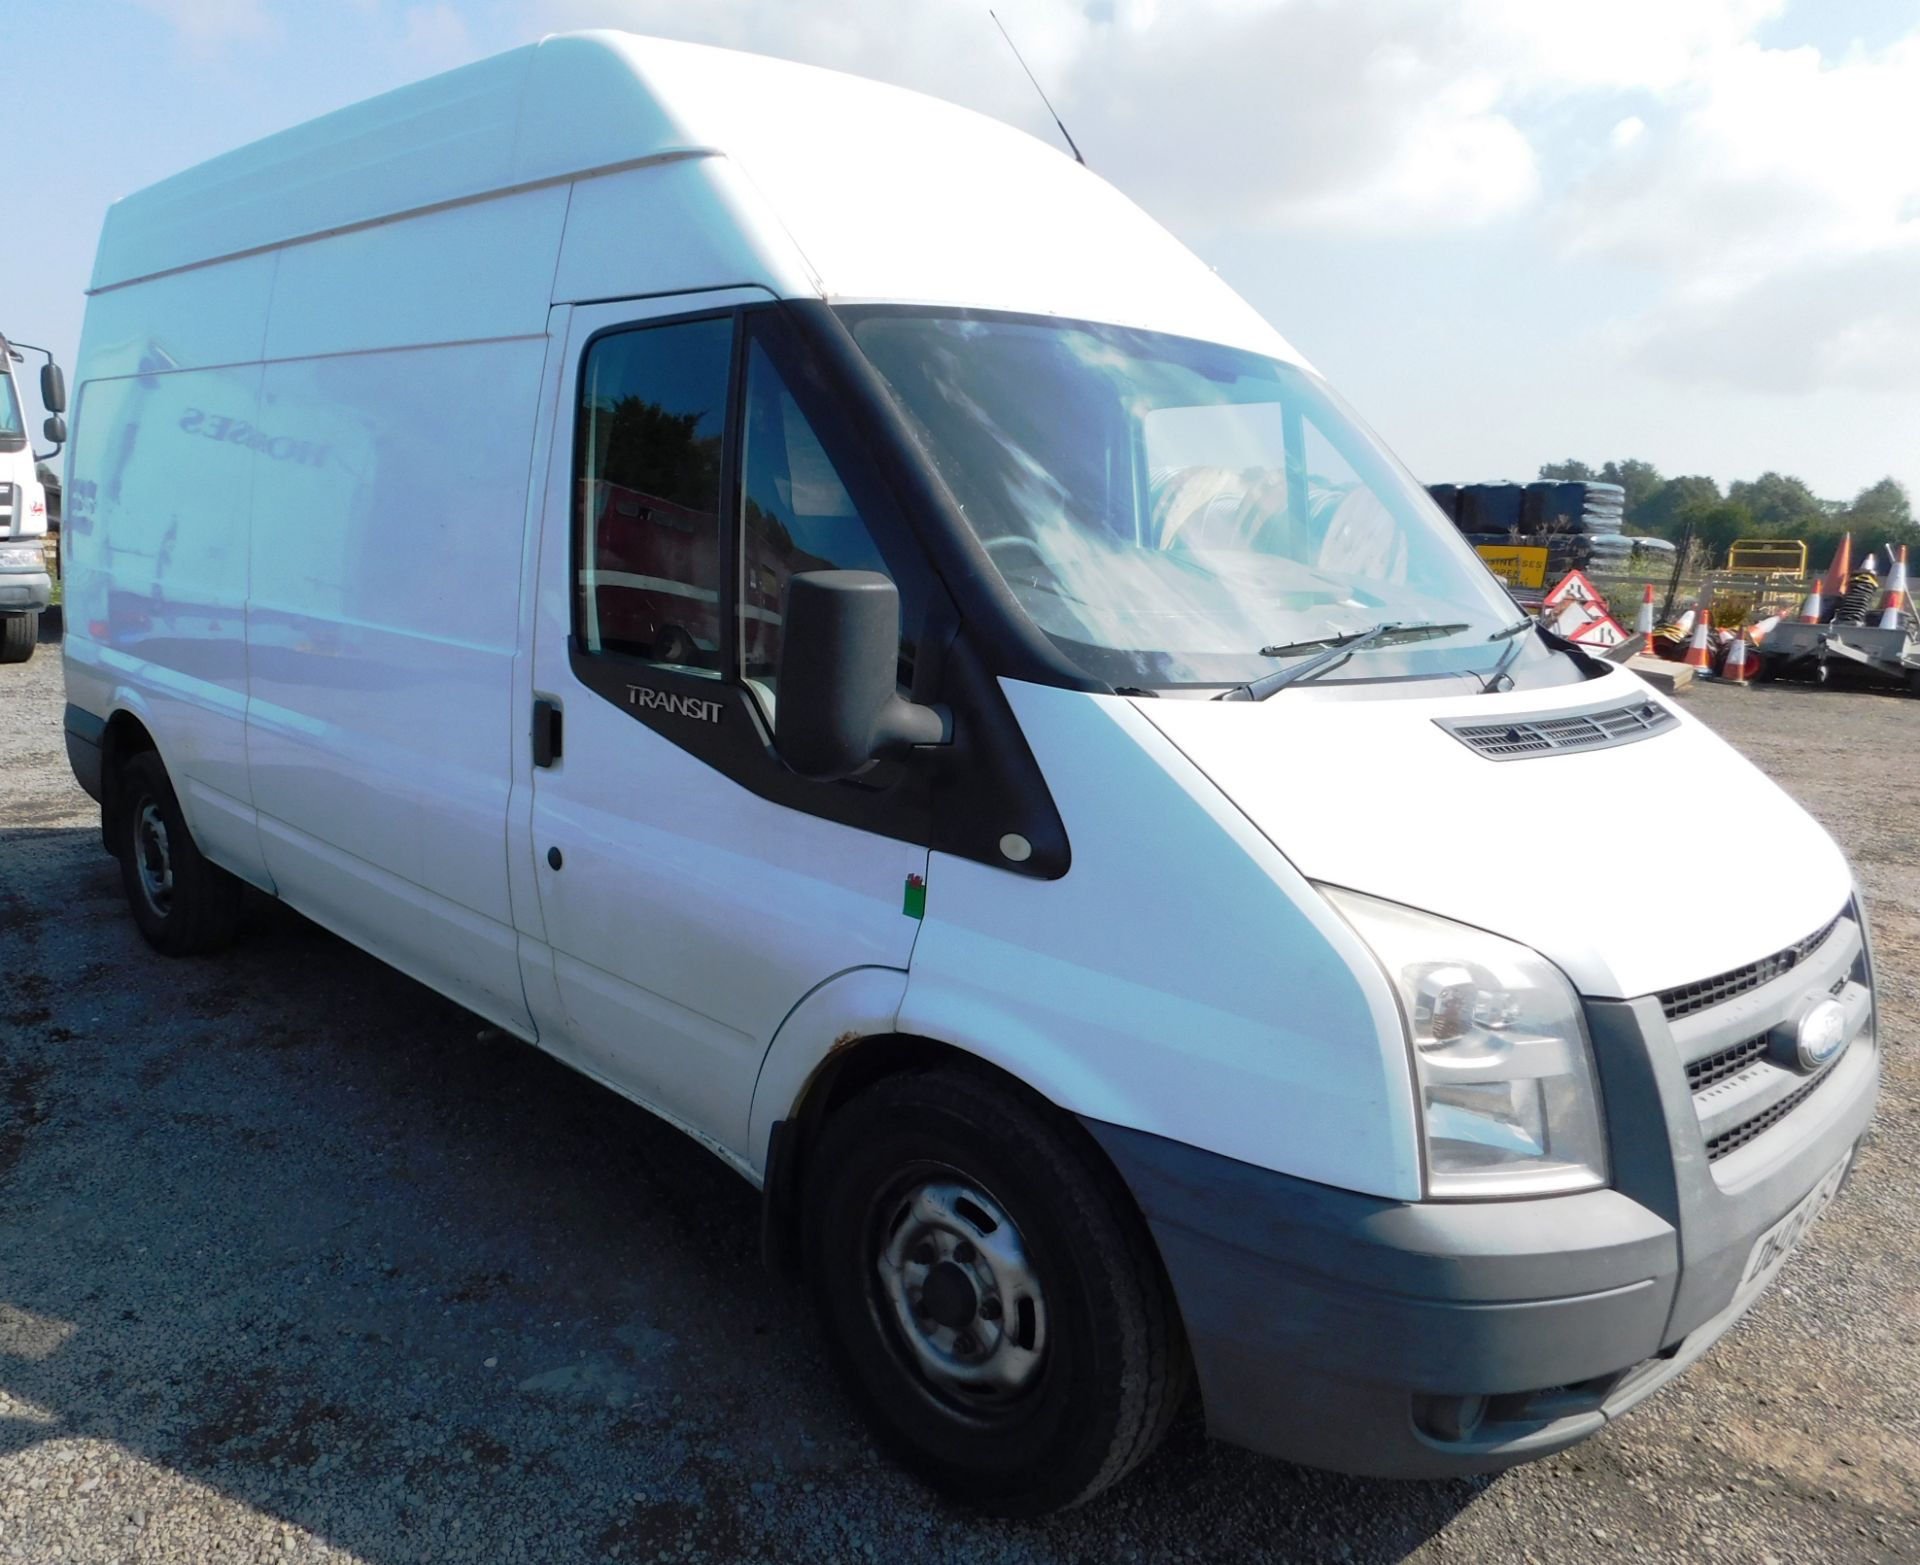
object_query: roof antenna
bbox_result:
[990,9,1086,166]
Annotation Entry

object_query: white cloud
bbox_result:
[1557,33,1920,391]
[1560,39,1920,273]
[1060,3,1541,233]
[396,2,477,69]
[125,0,276,46]
[1624,244,1920,395]
[529,0,1918,395]
[1459,0,1785,93]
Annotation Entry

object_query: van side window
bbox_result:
[737,334,893,711]
[574,316,734,675]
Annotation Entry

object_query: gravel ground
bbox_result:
[2,643,1916,1564]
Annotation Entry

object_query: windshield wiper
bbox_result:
[1488,616,1535,640]
[1218,621,1466,701]
[1256,629,1371,658]
[1481,626,1527,693]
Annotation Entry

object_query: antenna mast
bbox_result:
[989,10,1086,167]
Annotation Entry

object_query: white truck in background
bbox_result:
[0,335,67,663]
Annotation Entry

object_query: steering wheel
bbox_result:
[982,533,1065,589]
[984,534,1053,567]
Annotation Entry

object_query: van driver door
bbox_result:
[519,291,932,1167]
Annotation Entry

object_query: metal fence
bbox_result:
[1581,566,1810,628]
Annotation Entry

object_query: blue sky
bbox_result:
[8,0,1917,504]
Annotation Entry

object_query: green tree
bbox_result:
[598,395,722,507]
[1726,472,1823,534]
[1673,498,1754,565]
[1635,474,1721,540]
[1841,477,1915,545]
[1597,458,1664,516]
[1538,459,1596,481]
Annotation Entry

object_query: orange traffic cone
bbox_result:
[1722,634,1755,682]
[1819,534,1853,601]
[1798,582,1823,623]
[1635,584,1656,656]
[1878,546,1909,630]
[1683,607,1714,669]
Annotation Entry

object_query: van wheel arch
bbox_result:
[762,1033,1168,1296]
[98,711,160,855]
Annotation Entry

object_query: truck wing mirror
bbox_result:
[774,570,949,781]
[43,414,66,447]
[40,362,66,415]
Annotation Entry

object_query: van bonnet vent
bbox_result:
[1437,700,1677,761]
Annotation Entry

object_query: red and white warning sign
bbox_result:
[1568,614,1628,648]
[1544,598,1602,639]
[1544,570,1603,608]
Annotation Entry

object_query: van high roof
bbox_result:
[88,31,1294,358]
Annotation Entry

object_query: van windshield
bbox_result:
[845,308,1519,692]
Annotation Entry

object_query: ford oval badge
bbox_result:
[1795,998,1848,1071]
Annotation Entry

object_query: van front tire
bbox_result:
[803,1065,1188,1515]
[115,750,242,956]
[0,614,35,663]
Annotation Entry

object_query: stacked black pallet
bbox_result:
[1430,480,1628,579]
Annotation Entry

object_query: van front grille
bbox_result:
[1659,918,1840,1021]
[1438,700,1677,761]
[1705,1070,1836,1162]
[1687,1036,1769,1093]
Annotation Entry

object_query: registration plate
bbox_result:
[1741,1151,1852,1290]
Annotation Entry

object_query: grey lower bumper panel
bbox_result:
[1084,1033,1878,1479]
[0,568,52,613]
[64,704,105,804]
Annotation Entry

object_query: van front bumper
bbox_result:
[0,565,52,613]
[1082,981,1879,1477]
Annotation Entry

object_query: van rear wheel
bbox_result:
[115,750,242,956]
[803,1066,1188,1515]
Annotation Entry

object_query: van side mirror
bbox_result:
[43,414,66,446]
[40,362,66,415]
[775,570,949,781]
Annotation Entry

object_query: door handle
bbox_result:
[532,697,563,768]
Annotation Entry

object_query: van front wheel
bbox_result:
[0,615,36,663]
[803,1066,1188,1515]
[115,751,242,956]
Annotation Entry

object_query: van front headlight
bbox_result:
[1322,887,1608,1199]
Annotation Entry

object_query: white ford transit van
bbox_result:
[62,33,1879,1514]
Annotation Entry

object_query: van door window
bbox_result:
[737,332,892,716]
[575,316,733,675]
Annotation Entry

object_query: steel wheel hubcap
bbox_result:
[135,801,174,916]
[873,1178,1046,1404]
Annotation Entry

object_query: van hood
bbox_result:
[1135,667,1853,999]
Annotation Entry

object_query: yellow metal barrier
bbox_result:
[1726,538,1808,574]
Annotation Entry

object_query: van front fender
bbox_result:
[748,964,911,1182]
